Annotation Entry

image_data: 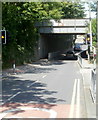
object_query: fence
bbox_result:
[78,51,96,103]
[78,54,82,67]
[77,50,87,68]
[90,69,96,103]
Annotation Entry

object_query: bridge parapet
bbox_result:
[35,19,89,34]
[35,19,89,27]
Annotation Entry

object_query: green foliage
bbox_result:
[2,2,85,68]
[61,2,85,18]
[2,2,40,68]
[91,18,97,47]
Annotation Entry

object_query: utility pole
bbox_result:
[96,1,98,48]
[97,1,98,66]
[89,2,93,51]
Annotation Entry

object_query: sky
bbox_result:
[84,2,97,18]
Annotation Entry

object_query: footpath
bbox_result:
[78,57,96,118]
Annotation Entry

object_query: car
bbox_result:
[74,43,83,51]
[66,50,75,59]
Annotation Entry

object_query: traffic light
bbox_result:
[86,33,90,44]
[1,30,6,44]
[87,33,90,39]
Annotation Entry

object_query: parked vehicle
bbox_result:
[74,43,83,51]
[66,50,76,59]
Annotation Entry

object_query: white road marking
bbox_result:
[69,79,78,118]
[2,80,44,105]
[42,75,47,78]
[1,107,57,118]
[6,92,21,102]
[0,113,8,119]
[3,80,37,103]
[76,79,80,118]
[27,81,37,88]
[0,92,21,105]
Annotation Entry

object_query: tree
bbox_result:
[2,2,85,68]
[2,2,64,68]
[61,2,85,19]
[91,18,97,47]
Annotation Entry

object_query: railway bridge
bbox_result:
[35,19,89,59]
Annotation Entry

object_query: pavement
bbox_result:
[78,57,96,118]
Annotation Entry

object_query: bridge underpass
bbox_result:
[39,33,73,59]
[35,19,89,59]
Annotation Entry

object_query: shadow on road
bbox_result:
[58,54,78,61]
[2,59,67,75]
[32,59,66,66]
[1,59,66,114]
[2,64,57,75]
[2,76,65,105]
[2,76,66,114]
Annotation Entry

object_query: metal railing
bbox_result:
[78,54,82,67]
[78,51,96,103]
[77,50,87,68]
[90,69,96,103]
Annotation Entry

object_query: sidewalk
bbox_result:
[78,58,96,118]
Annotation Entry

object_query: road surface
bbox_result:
[1,59,87,118]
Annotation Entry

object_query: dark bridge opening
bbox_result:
[39,33,74,59]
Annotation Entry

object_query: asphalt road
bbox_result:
[2,60,80,103]
[1,59,87,118]
[36,60,82,104]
